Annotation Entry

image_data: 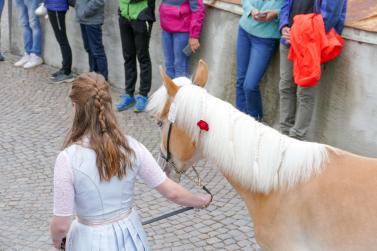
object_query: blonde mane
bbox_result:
[148,78,328,193]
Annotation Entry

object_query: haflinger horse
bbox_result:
[147,60,377,251]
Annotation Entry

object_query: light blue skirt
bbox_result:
[66,210,150,251]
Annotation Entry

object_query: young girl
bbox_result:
[50,72,211,250]
[236,0,283,121]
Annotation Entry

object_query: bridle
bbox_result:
[142,120,213,225]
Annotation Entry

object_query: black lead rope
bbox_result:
[142,185,212,226]
[142,122,213,226]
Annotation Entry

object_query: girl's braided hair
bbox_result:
[64,72,134,181]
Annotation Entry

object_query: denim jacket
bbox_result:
[279,0,347,43]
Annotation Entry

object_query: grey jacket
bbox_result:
[75,0,105,25]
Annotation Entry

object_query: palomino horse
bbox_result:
[147,60,377,251]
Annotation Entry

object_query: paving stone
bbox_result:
[0,58,260,250]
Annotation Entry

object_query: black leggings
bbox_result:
[48,10,72,75]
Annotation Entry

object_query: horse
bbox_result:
[146,60,377,251]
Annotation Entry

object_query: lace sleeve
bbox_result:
[53,151,74,216]
[134,142,167,188]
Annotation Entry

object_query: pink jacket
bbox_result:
[159,0,205,38]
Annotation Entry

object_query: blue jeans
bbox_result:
[15,0,42,56]
[0,0,4,17]
[236,26,278,120]
[161,31,189,79]
[80,24,108,80]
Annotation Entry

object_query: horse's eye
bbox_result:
[157,120,163,128]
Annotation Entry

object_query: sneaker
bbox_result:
[51,69,64,79]
[134,95,148,113]
[0,52,4,61]
[50,72,75,84]
[116,94,135,111]
[23,53,43,69]
[14,54,30,67]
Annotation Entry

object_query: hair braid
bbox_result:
[65,72,135,181]
[93,79,108,134]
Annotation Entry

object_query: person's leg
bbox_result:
[133,20,152,97]
[119,16,137,96]
[25,0,42,56]
[289,85,317,140]
[85,24,108,80]
[172,32,189,78]
[0,0,4,18]
[80,24,94,72]
[0,0,3,61]
[243,35,277,120]
[48,10,72,75]
[15,0,32,55]
[279,44,297,135]
[235,26,251,114]
[161,30,175,78]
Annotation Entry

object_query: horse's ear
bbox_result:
[159,65,178,97]
[193,59,208,87]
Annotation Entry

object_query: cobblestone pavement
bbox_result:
[0,58,261,251]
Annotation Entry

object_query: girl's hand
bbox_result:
[198,194,212,209]
[189,38,200,53]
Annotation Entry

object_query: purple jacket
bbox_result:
[45,0,69,11]
[279,0,347,43]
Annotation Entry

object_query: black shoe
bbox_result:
[50,72,75,84]
[0,52,4,62]
[50,69,64,79]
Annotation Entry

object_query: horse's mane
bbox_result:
[148,78,328,193]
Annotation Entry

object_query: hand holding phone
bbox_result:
[255,12,267,18]
[182,44,193,56]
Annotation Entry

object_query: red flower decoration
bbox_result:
[197,120,209,131]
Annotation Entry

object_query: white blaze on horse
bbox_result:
[147,60,377,251]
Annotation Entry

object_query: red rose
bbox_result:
[197,120,209,131]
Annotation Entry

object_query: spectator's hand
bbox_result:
[282,26,291,44]
[251,9,260,19]
[254,10,278,22]
[189,38,200,53]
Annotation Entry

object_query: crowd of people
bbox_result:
[0,0,347,249]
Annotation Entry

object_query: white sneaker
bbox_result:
[14,54,30,67]
[23,53,43,69]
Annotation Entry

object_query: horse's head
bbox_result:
[147,60,208,182]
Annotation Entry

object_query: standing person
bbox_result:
[278,0,347,140]
[0,0,5,61]
[75,0,108,80]
[14,0,43,68]
[50,72,212,250]
[46,0,74,83]
[159,0,205,79]
[116,0,155,113]
[235,0,283,121]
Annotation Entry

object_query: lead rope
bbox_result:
[142,168,212,225]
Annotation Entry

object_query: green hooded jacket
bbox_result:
[119,0,155,21]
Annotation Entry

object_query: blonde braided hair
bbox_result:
[64,72,134,181]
